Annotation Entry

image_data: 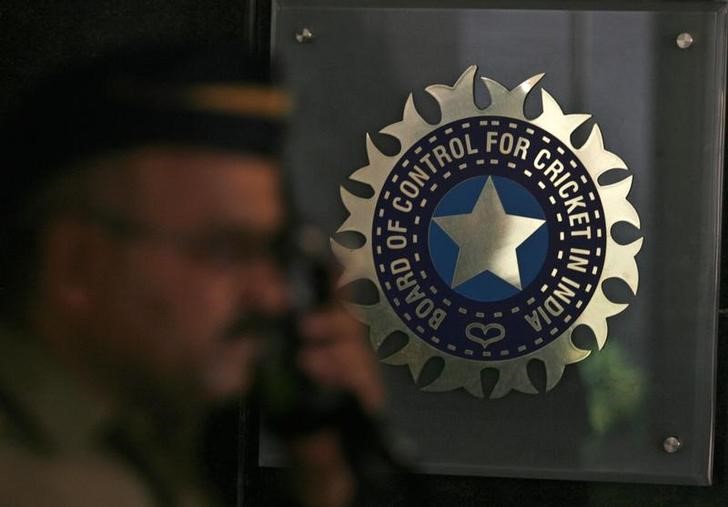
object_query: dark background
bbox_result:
[0,0,725,505]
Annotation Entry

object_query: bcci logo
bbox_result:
[333,67,642,398]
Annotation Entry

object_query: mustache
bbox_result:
[222,314,282,341]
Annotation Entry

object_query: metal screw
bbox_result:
[296,27,314,43]
[676,32,694,49]
[663,436,682,453]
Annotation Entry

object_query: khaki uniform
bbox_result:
[0,327,220,507]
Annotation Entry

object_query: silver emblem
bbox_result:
[332,66,642,398]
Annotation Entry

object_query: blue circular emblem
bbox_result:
[429,175,549,302]
[371,117,607,361]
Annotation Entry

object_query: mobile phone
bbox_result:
[256,223,348,435]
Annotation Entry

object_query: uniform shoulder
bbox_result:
[0,439,154,507]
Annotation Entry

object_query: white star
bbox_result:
[433,177,545,290]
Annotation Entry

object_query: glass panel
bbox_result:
[268,0,727,484]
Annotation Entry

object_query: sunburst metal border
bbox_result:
[332,66,642,398]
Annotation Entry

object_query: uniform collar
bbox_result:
[0,325,116,452]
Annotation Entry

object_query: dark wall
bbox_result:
[0,0,250,116]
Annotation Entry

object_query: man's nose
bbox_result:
[242,259,290,315]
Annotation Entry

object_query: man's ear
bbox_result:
[39,219,112,315]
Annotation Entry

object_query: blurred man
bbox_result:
[0,45,382,507]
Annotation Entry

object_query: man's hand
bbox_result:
[286,306,384,507]
[297,307,384,414]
